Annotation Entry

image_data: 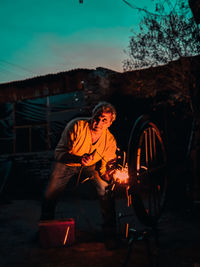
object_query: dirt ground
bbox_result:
[0,195,200,267]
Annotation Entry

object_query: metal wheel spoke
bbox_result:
[128,115,167,226]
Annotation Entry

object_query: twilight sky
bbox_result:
[0,0,155,83]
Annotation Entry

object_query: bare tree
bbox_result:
[123,0,200,71]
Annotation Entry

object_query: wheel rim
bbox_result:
[128,115,167,226]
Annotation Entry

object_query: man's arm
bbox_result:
[55,119,96,166]
[54,119,81,164]
[56,150,96,166]
[55,151,82,164]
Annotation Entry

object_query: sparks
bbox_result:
[113,165,129,184]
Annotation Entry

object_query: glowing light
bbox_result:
[137,148,141,172]
[113,166,129,184]
[111,183,116,191]
[81,177,90,184]
[63,226,70,245]
[126,223,129,238]
[127,194,132,207]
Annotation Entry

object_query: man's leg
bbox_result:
[40,162,79,220]
[83,166,116,242]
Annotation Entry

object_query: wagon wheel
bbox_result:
[127,115,167,227]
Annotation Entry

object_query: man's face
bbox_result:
[91,112,112,133]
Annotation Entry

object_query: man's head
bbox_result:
[91,102,116,134]
[92,102,116,123]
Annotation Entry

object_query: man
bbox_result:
[40,101,117,248]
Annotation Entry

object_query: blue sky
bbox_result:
[0,0,155,83]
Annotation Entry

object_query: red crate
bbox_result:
[39,218,75,248]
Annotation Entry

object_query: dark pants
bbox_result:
[41,162,116,233]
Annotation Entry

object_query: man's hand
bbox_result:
[101,173,112,183]
[81,152,94,166]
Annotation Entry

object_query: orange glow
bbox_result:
[111,183,116,191]
[126,194,132,207]
[63,226,70,245]
[137,148,141,173]
[113,166,129,184]
[81,178,90,184]
[126,223,129,238]
[129,194,132,206]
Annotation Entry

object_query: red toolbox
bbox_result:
[39,218,75,248]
